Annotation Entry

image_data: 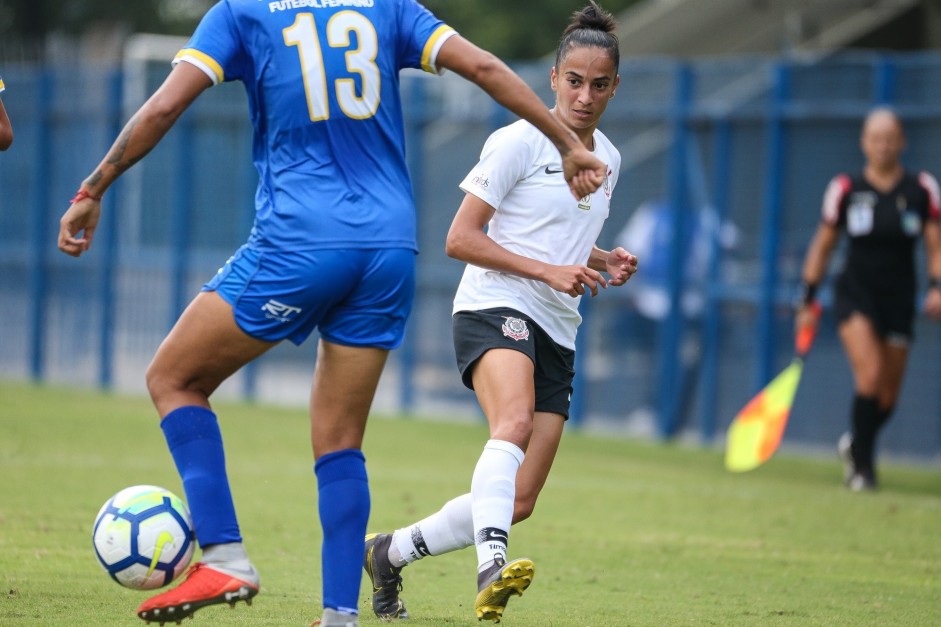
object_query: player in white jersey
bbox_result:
[364,3,636,623]
[0,75,12,150]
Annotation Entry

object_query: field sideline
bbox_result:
[1,381,939,626]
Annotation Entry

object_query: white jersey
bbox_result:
[454,118,621,349]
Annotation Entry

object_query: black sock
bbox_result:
[875,404,895,432]
[850,394,880,475]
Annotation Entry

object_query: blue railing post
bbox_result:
[398,76,429,415]
[874,54,896,104]
[656,62,693,438]
[169,119,194,330]
[98,69,124,390]
[755,62,790,389]
[29,68,53,382]
[698,118,732,443]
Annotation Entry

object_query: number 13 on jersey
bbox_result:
[283,11,380,122]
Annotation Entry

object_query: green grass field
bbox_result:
[1,382,939,626]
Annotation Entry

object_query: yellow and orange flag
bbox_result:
[725,302,822,472]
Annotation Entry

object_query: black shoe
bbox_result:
[838,432,856,484]
[847,470,877,492]
[363,533,409,620]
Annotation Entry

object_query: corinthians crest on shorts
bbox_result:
[502,316,530,341]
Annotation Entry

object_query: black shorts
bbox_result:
[835,273,915,344]
[453,307,576,419]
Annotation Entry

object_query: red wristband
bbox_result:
[70,189,102,203]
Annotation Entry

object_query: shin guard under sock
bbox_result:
[315,449,369,614]
[161,406,241,546]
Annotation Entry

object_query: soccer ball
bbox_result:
[92,485,195,590]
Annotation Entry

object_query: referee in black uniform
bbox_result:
[797,107,941,491]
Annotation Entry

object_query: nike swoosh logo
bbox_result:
[146,530,176,577]
[544,166,563,175]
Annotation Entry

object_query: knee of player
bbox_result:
[491,417,533,448]
[512,493,538,524]
[144,362,165,399]
[145,362,203,404]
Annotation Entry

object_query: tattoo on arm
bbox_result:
[105,115,151,173]
[85,170,103,188]
[106,116,138,170]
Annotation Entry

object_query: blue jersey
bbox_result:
[176,0,455,252]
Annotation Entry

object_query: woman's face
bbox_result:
[550,45,619,138]
[861,111,906,171]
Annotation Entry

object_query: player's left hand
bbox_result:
[924,286,941,320]
[562,145,605,199]
[58,194,102,257]
[605,247,638,286]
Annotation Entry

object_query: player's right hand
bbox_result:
[562,145,606,199]
[545,264,607,298]
[793,303,818,335]
[793,301,822,355]
[58,196,102,257]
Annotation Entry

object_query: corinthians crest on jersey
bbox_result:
[502,316,530,341]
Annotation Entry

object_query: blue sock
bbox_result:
[315,449,369,614]
[161,406,241,547]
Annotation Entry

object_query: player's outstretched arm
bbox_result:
[795,222,839,332]
[0,97,12,151]
[58,63,212,257]
[435,35,605,200]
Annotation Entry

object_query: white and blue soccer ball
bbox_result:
[92,485,195,590]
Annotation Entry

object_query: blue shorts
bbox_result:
[203,245,416,349]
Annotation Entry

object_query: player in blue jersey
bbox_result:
[0,75,12,150]
[56,2,607,625]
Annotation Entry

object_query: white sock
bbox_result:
[471,439,524,569]
[201,542,260,585]
[202,542,248,564]
[391,493,474,566]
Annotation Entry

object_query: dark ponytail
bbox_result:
[555,1,619,69]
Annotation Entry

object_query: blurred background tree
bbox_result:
[0,0,641,61]
[0,0,214,37]
[420,0,641,59]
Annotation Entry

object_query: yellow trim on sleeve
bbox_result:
[175,48,225,84]
[421,25,455,74]
[0,78,5,92]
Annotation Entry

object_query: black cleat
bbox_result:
[363,533,409,620]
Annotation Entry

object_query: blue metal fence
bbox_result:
[1,51,940,460]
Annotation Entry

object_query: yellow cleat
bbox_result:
[474,557,534,623]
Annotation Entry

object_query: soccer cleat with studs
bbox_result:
[839,433,878,492]
[837,431,856,484]
[363,533,409,620]
[847,471,877,492]
[137,562,259,624]
[474,556,534,623]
